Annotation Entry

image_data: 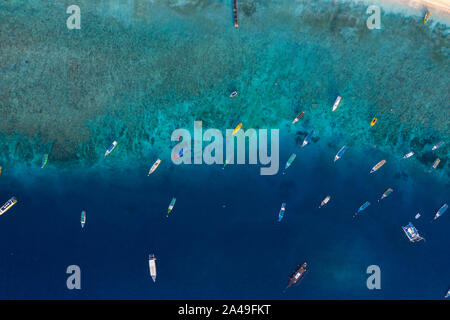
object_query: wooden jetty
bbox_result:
[233,0,238,28]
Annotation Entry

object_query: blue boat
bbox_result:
[432,141,444,151]
[301,130,314,148]
[353,201,370,218]
[334,145,348,162]
[278,203,286,222]
[173,148,185,160]
[434,203,448,220]
[378,188,393,202]
[402,222,425,242]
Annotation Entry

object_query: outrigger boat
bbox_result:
[332,96,342,112]
[148,254,157,282]
[378,188,393,202]
[319,196,331,208]
[402,222,425,242]
[230,91,238,98]
[167,197,176,217]
[0,197,17,216]
[370,160,386,173]
[354,201,370,218]
[432,141,444,151]
[41,154,48,168]
[285,262,307,291]
[278,203,286,222]
[104,141,117,158]
[173,148,185,160]
[301,130,314,148]
[292,111,305,124]
[429,158,440,172]
[370,118,378,127]
[148,159,161,175]
[284,153,296,172]
[232,123,242,135]
[433,203,448,220]
[403,151,414,159]
[334,145,348,162]
[80,210,86,228]
[424,11,431,24]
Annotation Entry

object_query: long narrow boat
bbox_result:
[284,153,296,171]
[232,123,242,135]
[429,158,440,172]
[148,159,161,175]
[370,117,378,127]
[0,197,17,216]
[292,111,305,124]
[172,148,185,160]
[285,262,307,291]
[278,203,286,222]
[353,201,370,218]
[370,160,386,173]
[167,197,176,217]
[332,96,342,112]
[148,254,157,282]
[319,196,331,208]
[334,145,348,162]
[432,141,444,151]
[433,203,448,220]
[301,130,314,148]
[41,154,49,168]
[80,210,86,228]
[424,11,431,24]
[233,0,238,28]
[104,141,118,158]
[402,222,424,242]
[403,151,414,159]
[378,188,393,202]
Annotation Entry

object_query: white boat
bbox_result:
[149,254,157,282]
[0,197,17,216]
[332,96,342,112]
[148,159,161,176]
[415,213,421,219]
[334,145,348,162]
[403,151,414,159]
[104,141,117,158]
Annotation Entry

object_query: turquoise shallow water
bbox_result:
[0,0,449,299]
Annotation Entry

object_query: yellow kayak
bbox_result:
[232,123,242,135]
[370,117,378,127]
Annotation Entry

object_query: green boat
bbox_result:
[80,210,86,228]
[41,154,48,168]
[167,197,176,217]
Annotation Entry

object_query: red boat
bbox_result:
[285,262,307,290]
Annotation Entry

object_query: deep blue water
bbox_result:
[0,130,448,299]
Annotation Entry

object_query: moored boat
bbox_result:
[354,201,370,218]
[285,262,307,290]
[148,159,161,175]
[292,111,305,124]
[332,96,342,112]
[301,130,314,148]
[434,203,448,220]
[284,153,296,171]
[424,11,431,24]
[278,203,286,222]
[403,151,414,159]
[429,158,440,172]
[232,123,242,135]
[0,197,17,216]
[230,91,238,98]
[370,118,378,127]
[41,154,49,168]
[378,188,393,202]
[402,222,424,242]
[104,141,118,158]
[334,145,348,162]
[370,160,386,173]
[167,197,176,217]
[148,254,157,282]
[80,210,86,228]
[319,196,331,208]
[432,141,444,151]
